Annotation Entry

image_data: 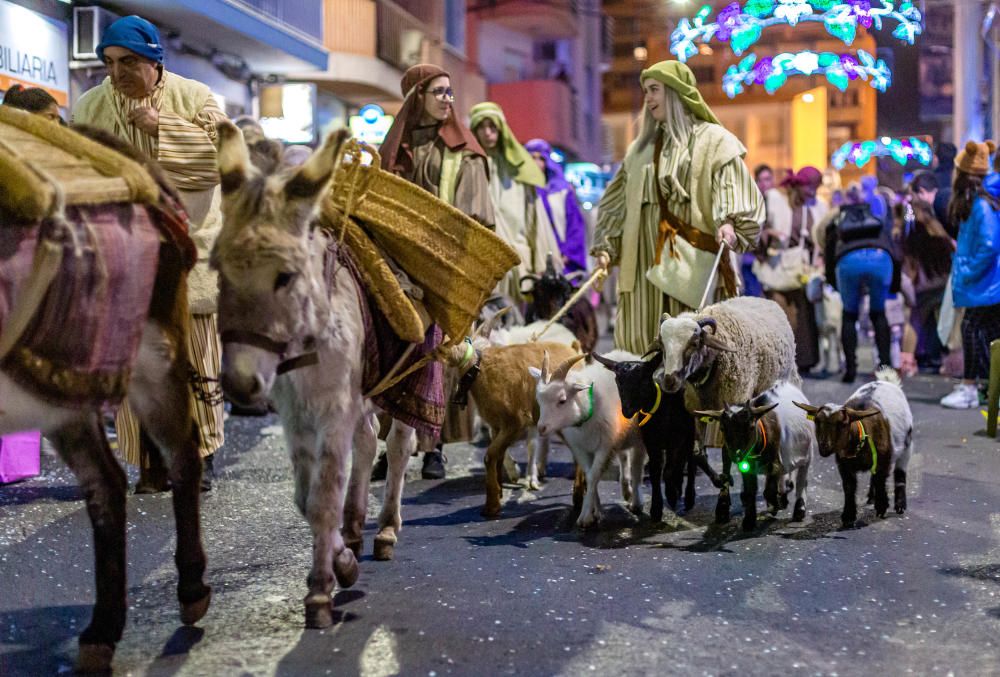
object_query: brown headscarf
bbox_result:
[379,64,485,175]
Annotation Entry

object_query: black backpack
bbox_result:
[836,202,884,241]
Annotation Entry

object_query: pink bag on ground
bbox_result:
[0,431,41,484]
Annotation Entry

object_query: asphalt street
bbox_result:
[3,367,1000,676]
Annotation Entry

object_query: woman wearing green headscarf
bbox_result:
[470,102,563,301]
[592,61,765,354]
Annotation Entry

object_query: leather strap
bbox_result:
[652,131,737,297]
[451,350,482,408]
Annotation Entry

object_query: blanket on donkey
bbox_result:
[0,203,162,408]
[329,242,445,438]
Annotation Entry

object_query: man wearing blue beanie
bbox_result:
[73,15,227,493]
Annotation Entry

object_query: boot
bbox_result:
[841,310,859,383]
[870,310,893,370]
[134,433,170,494]
[200,453,215,493]
[421,450,447,480]
[370,452,388,482]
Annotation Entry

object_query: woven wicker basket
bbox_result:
[0,106,158,221]
[323,141,519,340]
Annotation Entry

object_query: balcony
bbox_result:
[231,0,324,43]
[488,79,579,155]
[470,0,579,40]
[376,0,443,72]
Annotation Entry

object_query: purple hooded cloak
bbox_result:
[524,139,588,273]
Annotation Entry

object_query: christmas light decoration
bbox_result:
[722,49,890,97]
[830,136,933,169]
[671,0,923,62]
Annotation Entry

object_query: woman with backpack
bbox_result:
[939,141,1000,409]
[824,184,901,382]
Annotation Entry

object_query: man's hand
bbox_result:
[594,250,611,270]
[717,223,737,249]
[128,106,159,137]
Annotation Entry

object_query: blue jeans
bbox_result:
[836,248,893,313]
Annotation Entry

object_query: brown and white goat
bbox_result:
[444,336,583,517]
[795,368,913,529]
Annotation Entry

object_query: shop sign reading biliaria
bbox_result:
[0,1,69,106]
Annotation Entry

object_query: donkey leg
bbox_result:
[127,325,211,626]
[52,416,128,673]
[304,417,360,628]
[343,411,378,559]
[375,420,415,561]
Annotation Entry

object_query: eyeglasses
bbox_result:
[426,86,455,102]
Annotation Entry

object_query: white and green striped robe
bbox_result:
[593,129,764,355]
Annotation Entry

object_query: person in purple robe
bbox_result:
[525,139,589,273]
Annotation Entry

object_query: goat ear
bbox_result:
[751,401,779,417]
[702,334,735,352]
[845,407,880,421]
[283,128,349,203]
[528,366,543,382]
[693,409,723,422]
[217,121,251,194]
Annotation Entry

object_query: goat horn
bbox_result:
[661,312,672,322]
[474,306,511,339]
[565,270,587,281]
[540,350,551,384]
[845,407,881,420]
[591,352,618,371]
[692,409,724,420]
[793,401,821,415]
[702,334,735,352]
[751,401,779,417]
[697,317,718,333]
[552,353,586,382]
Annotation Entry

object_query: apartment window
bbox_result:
[445,0,465,52]
[690,64,714,84]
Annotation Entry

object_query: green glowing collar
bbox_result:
[574,383,595,427]
[733,419,767,473]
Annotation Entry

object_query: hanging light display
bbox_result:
[721,49,890,97]
[830,136,933,169]
[671,0,923,62]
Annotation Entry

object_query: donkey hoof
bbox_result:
[76,642,115,674]
[304,600,334,629]
[373,536,396,561]
[180,587,212,626]
[345,538,363,559]
[334,549,360,588]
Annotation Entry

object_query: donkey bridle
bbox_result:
[220,329,319,375]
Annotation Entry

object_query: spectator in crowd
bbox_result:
[824,184,901,382]
[901,171,954,373]
[73,14,227,491]
[1,84,64,124]
[753,167,828,374]
[939,141,1000,409]
[741,164,776,297]
[933,142,958,235]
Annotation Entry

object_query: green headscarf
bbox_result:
[639,60,721,126]
[469,102,546,188]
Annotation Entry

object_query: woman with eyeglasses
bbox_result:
[376,64,495,481]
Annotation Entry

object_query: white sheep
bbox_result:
[655,296,798,524]
[530,350,646,529]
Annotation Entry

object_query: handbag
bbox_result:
[752,244,810,292]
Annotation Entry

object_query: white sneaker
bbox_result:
[940,384,979,409]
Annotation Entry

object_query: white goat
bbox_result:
[530,350,646,528]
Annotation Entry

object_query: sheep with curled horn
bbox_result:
[654,296,798,525]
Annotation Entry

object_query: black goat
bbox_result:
[521,255,599,354]
[593,351,723,521]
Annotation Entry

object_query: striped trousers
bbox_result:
[115,313,224,466]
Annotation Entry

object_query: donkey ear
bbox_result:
[283,128,350,202]
[217,121,251,194]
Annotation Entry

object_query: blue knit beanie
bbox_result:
[96,16,164,64]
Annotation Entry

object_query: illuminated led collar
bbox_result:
[636,382,663,428]
[722,49,890,98]
[732,419,768,473]
[855,420,879,474]
[671,1,923,63]
[574,383,596,427]
[831,137,932,170]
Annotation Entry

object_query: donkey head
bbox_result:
[211,121,349,406]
